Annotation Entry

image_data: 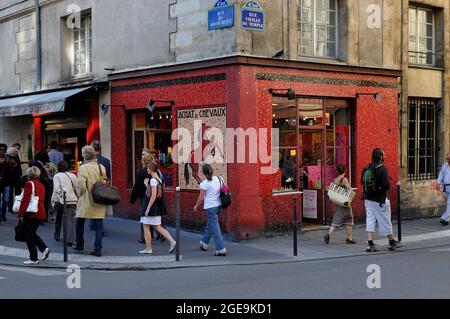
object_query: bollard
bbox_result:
[293,196,298,256]
[397,182,401,242]
[62,189,68,263]
[176,187,181,262]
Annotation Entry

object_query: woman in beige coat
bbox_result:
[73,145,107,257]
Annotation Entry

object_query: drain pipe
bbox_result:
[35,0,42,90]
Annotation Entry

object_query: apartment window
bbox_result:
[73,14,92,76]
[408,98,438,180]
[409,6,434,66]
[297,0,338,59]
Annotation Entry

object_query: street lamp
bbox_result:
[356,92,381,103]
[269,88,297,100]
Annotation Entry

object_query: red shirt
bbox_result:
[18,180,46,220]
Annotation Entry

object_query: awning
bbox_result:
[0,87,92,117]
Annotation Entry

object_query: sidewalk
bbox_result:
[0,215,449,270]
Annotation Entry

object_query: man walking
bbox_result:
[48,141,64,166]
[362,148,402,252]
[437,153,450,226]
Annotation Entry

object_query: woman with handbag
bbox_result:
[51,160,78,246]
[73,146,108,257]
[139,163,176,254]
[324,165,357,245]
[18,167,49,265]
[194,164,227,256]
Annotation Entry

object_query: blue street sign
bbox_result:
[208,4,235,31]
[214,0,228,7]
[241,0,265,32]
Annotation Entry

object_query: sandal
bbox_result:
[346,238,357,244]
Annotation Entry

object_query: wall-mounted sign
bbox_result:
[241,0,265,32]
[208,0,235,31]
[303,189,318,219]
[177,106,228,190]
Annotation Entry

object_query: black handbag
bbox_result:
[218,176,232,209]
[15,220,26,242]
[91,163,121,206]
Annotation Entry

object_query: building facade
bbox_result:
[0,0,448,238]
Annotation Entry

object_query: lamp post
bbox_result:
[356,92,381,102]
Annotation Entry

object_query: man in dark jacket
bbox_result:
[363,148,402,253]
[0,144,8,224]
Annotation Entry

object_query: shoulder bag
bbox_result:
[13,181,39,213]
[218,176,232,209]
[91,163,121,205]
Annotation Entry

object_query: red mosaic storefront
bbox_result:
[109,56,400,240]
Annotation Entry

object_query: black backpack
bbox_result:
[361,163,384,195]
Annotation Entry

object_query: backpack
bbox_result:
[361,163,383,196]
[218,176,232,209]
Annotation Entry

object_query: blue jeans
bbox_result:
[441,190,450,222]
[89,218,106,233]
[76,218,104,252]
[201,206,225,251]
[0,186,11,217]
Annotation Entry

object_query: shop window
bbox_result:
[128,109,174,187]
[297,0,338,59]
[272,96,352,194]
[273,97,298,193]
[408,98,437,180]
[408,6,435,66]
[73,14,92,76]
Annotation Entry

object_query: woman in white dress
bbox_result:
[139,163,176,254]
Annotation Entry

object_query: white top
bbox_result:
[51,172,78,206]
[150,178,158,188]
[200,176,222,210]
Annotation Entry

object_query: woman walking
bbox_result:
[139,163,176,254]
[194,164,227,256]
[18,167,50,265]
[52,160,78,246]
[324,165,357,245]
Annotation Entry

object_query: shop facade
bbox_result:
[0,84,105,169]
[109,56,400,239]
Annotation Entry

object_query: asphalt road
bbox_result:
[1,244,450,299]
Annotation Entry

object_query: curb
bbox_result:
[1,239,449,271]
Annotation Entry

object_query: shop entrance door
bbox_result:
[297,97,353,225]
[299,129,325,224]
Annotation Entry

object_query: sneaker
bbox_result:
[40,248,50,261]
[200,241,209,251]
[389,240,402,251]
[90,250,102,257]
[72,245,84,252]
[24,260,39,265]
[1,216,6,222]
[214,248,227,256]
[139,249,153,254]
[440,219,449,226]
[366,245,378,253]
[324,234,330,244]
[168,241,176,254]
[346,238,357,244]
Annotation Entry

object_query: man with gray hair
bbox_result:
[91,140,111,180]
